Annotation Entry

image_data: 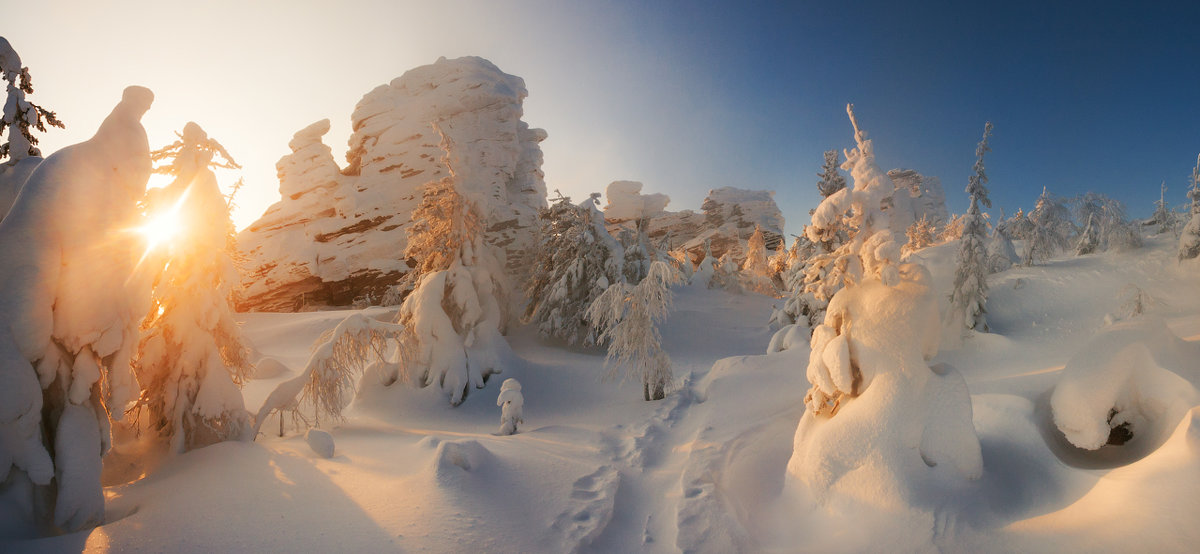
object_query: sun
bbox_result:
[139,211,185,251]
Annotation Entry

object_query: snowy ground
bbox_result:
[8,235,1200,553]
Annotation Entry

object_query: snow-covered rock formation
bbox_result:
[602,183,786,263]
[238,56,547,311]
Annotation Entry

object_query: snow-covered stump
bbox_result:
[788,264,983,507]
[496,378,524,435]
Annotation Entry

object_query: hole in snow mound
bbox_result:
[1036,390,1188,470]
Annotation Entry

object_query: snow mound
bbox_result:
[788,263,982,507]
[305,428,335,458]
[431,439,493,476]
[1050,316,1200,456]
[251,357,291,380]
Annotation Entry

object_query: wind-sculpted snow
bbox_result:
[1050,317,1200,456]
[239,56,547,311]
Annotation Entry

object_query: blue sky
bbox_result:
[8,1,1200,232]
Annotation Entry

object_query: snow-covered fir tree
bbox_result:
[987,224,1019,273]
[0,37,64,162]
[816,149,846,198]
[742,225,770,276]
[1149,182,1177,236]
[1178,154,1200,260]
[620,219,653,284]
[131,122,252,453]
[523,192,624,347]
[1075,214,1100,255]
[948,121,993,332]
[0,86,154,533]
[396,176,509,405]
[1071,192,1134,252]
[586,261,682,401]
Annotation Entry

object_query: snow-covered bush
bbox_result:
[587,261,682,401]
[947,121,993,333]
[935,213,966,243]
[397,177,509,405]
[1178,154,1200,260]
[130,122,252,453]
[902,215,936,255]
[787,105,981,507]
[0,86,153,533]
[252,314,406,436]
[1104,284,1158,325]
[523,192,624,347]
[496,378,524,435]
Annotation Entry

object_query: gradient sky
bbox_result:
[7,0,1200,234]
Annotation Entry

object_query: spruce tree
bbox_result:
[1179,154,1200,260]
[948,122,993,332]
[816,149,846,198]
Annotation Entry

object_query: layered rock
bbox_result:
[238,56,547,311]
[602,183,785,264]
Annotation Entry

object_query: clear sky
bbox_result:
[6,0,1200,233]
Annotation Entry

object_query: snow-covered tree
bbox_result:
[1027,187,1073,262]
[586,261,682,400]
[767,240,790,283]
[788,105,981,506]
[0,86,154,533]
[986,225,1019,273]
[620,219,653,284]
[0,37,65,219]
[1071,192,1134,252]
[742,225,770,276]
[1075,214,1100,255]
[710,252,742,292]
[396,177,509,405]
[523,192,624,346]
[903,215,937,255]
[740,225,776,294]
[130,122,252,453]
[947,121,993,332]
[816,149,846,198]
[1178,154,1200,260]
[1147,182,1177,236]
[936,213,966,243]
[496,378,524,435]
[0,37,64,162]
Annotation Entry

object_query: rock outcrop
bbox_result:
[238,56,547,311]
[603,183,785,264]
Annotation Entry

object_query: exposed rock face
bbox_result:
[603,183,785,264]
[238,56,547,311]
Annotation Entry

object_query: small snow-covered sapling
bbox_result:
[497,379,524,435]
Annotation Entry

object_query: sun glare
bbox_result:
[140,212,184,251]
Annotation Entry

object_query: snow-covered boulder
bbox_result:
[238,56,547,311]
[602,180,669,223]
[787,262,982,508]
[1050,317,1200,453]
